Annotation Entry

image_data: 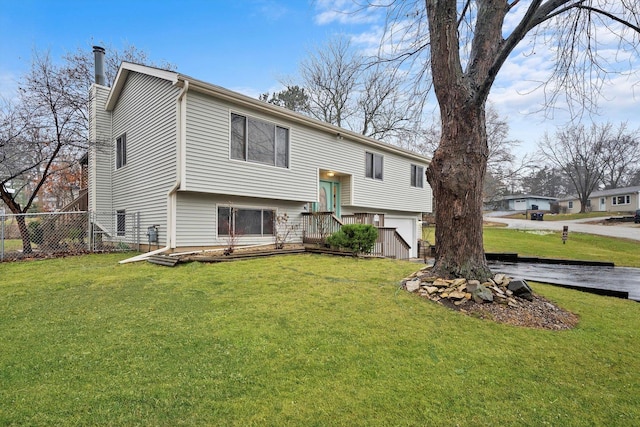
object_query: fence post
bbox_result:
[136,212,140,251]
[87,211,92,253]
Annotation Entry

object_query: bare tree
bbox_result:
[63,43,175,88]
[292,36,427,143]
[1,52,88,252]
[1,45,173,253]
[599,122,640,189]
[538,123,611,212]
[353,1,640,279]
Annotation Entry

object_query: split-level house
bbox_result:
[89,59,432,259]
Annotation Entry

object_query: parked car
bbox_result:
[635,209,640,224]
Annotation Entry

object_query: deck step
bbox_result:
[147,255,180,267]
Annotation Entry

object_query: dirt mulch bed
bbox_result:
[437,294,579,330]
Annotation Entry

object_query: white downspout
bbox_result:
[120,79,189,264]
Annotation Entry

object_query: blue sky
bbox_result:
[1,0,639,158]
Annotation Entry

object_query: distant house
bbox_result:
[88,61,432,258]
[557,186,640,213]
[485,194,557,211]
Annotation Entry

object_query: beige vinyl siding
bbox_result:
[175,192,305,247]
[184,92,317,201]
[88,85,113,214]
[184,90,431,213]
[110,72,179,245]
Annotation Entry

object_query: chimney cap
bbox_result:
[92,46,105,53]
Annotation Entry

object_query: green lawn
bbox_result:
[500,211,631,221]
[483,227,640,267]
[1,253,639,426]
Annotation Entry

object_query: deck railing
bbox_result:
[301,212,343,243]
[370,227,411,260]
[301,212,411,260]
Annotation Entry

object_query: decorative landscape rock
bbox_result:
[507,279,534,301]
[401,265,532,307]
[405,278,422,293]
[400,265,579,330]
[471,284,494,303]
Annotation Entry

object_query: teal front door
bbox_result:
[317,180,341,217]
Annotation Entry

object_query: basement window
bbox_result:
[116,210,126,236]
[218,206,275,236]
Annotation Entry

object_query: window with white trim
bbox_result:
[365,152,383,180]
[230,113,289,168]
[116,134,127,169]
[410,164,424,188]
[218,206,275,236]
[612,195,630,205]
[568,201,574,209]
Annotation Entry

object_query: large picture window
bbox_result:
[612,195,630,205]
[231,113,289,168]
[410,164,424,188]
[365,152,383,180]
[116,134,127,169]
[218,206,275,236]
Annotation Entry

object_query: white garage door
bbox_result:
[513,199,527,211]
[384,217,417,258]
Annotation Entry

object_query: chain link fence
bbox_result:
[0,210,140,262]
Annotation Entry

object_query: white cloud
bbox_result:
[313,0,381,25]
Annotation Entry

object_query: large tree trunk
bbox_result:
[424,0,504,281]
[426,103,491,280]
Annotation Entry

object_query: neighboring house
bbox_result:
[485,194,557,211]
[557,186,640,214]
[88,61,432,258]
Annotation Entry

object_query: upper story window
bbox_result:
[116,134,127,169]
[410,164,424,188]
[612,195,630,205]
[231,113,289,168]
[365,152,383,180]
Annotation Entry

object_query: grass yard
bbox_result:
[501,211,631,221]
[1,253,639,426]
[1,239,28,252]
[483,227,640,267]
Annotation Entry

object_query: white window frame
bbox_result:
[612,195,630,206]
[230,112,289,168]
[116,210,126,237]
[365,152,383,180]
[217,205,275,237]
[116,133,127,169]
[568,201,574,209]
[410,164,424,188]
